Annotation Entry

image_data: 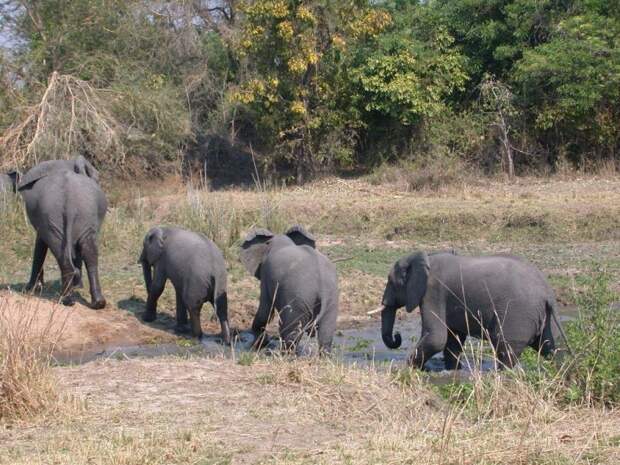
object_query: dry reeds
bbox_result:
[0,293,66,421]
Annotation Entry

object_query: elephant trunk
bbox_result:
[381,306,402,349]
[141,255,152,294]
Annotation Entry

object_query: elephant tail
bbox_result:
[62,196,78,285]
[546,299,573,357]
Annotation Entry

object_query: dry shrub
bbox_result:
[0,294,66,421]
[368,156,472,192]
[0,71,125,171]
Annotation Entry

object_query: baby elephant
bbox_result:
[139,227,231,344]
[240,225,339,354]
[378,251,568,369]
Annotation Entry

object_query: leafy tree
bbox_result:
[514,10,620,161]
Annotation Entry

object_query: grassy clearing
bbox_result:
[0,295,64,421]
[0,175,619,463]
[1,354,619,464]
[1,176,619,334]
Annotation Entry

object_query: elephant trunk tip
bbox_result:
[382,331,402,349]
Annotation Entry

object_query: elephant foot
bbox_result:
[174,323,191,335]
[142,311,157,322]
[61,295,76,306]
[25,281,42,293]
[91,298,107,310]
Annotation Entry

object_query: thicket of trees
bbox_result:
[0,0,618,180]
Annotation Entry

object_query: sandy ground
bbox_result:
[0,291,175,358]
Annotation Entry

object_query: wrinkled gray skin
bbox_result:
[380,251,563,369]
[0,171,20,193]
[139,227,231,344]
[19,161,107,308]
[240,225,339,354]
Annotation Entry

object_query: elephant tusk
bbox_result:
[367,306,384,315]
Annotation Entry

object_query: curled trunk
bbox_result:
[381,306,402,349]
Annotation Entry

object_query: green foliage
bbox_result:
[514,12,620,159]
[351,5,468,126]
[0,0,618,177]
[562,272,620,405]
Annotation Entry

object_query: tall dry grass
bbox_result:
[0,294,66,421]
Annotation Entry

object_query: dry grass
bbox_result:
[1,356,618,464]
[0,293,65,421]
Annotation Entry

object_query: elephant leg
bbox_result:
[174,290,190,334]
[56,252,76,307]
[80,236,106,309]
[317,303,338,355]
[188,306,203,339]
[529,317,556,358]
[72,246,84,288]
[409,329,447,369]
[443,331,466,370]
[143,266,166,322]
[214,292,231,345]
[251,281,276,348]
[26,235,48,291]
[279,305,311,354]
[491,333,526,369]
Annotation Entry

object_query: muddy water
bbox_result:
[53,305,583,380]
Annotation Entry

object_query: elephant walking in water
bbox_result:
[18,158,107,308]
[378,251,568,369]
[240,225,339,354]
[139,227,231,344]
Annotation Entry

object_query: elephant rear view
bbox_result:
[139,227,231,344]
[20,169,107,308]
[240,225,339,354]
[379,251,568,369]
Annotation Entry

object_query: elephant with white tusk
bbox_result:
[379,250,569,369]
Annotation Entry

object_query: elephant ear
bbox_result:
[240,229,274,279]
[74,156,99,182]
[285,225,316,248]
[17,161,54,190]
[401,252,430,313]
[143,227,166,264]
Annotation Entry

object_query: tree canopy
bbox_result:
[0,0,618,178]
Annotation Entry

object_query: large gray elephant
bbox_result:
[0,170,20,193]
[139,227,231,344]
[240,225,339,354]
[379,251,567,369]
[19,164,107,308]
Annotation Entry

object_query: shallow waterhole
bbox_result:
[51,306,579,384]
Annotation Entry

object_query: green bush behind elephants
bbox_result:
[1,0,618,178]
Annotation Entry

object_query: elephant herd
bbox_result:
[1,157,568,369]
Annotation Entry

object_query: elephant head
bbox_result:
[139,227,166,292]
[380,251,430,349]
[18,156,99,190]
[240,225,315,279]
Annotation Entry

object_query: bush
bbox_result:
[561,272,620,406]
[368,155,471,191]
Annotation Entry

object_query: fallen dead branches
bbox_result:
[0,71,125,170]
